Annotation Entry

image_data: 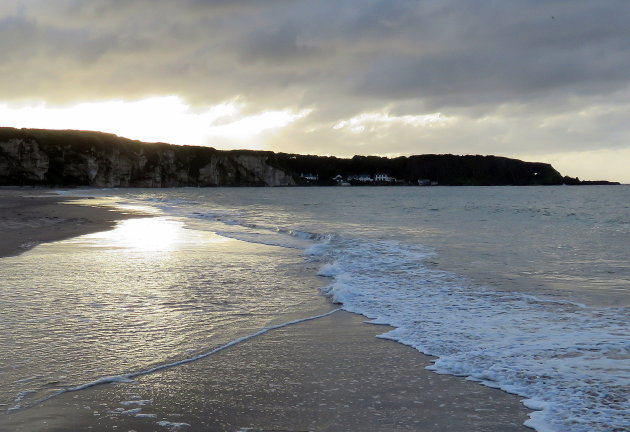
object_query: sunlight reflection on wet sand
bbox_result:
[77,217,229,253]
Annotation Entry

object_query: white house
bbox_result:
[300,173,319,181]
[374,173,394,182]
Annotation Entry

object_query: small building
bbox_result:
[332,174,350,186]
[374,173,394,182]
[348,174,373,182]
[300,173,319,181]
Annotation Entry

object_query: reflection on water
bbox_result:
[23,186,628,432]
[78,218,225,252]
[4,187,627,432]
[0,216,329,412]
[64,196,163,217]
[98,186,629,306]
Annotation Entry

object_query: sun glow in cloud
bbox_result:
[333,111,451,133]
[0,96,309,149]
[207,110,310,139]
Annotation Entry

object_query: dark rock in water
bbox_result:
[561,176,620,186]
[0,127,602,187]
[576,180,621,185]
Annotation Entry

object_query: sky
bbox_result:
[1,0,629,182]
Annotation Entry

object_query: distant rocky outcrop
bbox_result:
[559,176,620,186]
[0,127,612,187]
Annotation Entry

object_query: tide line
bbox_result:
[31,308,343,409]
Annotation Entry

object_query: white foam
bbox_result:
[317,237,630,432]
[8,390,38,411]
[120,399,152,406]
[14,376,41,384]
[156,421,190,429]
[30,309,341,408]
[67,375,135,391]
[120,193,336,251]
[214,230,311,250]
[47,189,629,432]
[121,407,142,415]
[304,242,331,258]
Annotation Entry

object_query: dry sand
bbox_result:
[0,189,534,431]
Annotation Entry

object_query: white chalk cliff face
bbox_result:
[0,129,295,187]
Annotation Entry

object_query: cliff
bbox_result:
[0,127,587,187]
[0,128,294,187]
[269,153,566,186]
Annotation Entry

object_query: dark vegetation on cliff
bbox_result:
[0,127,616,187]
[269,153,566,186]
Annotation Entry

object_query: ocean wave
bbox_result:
[313,237,629,432]
[68,190,629,432]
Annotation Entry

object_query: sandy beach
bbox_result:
[0,188,140,257]
[0,190,533,431]
[3,312,532,432]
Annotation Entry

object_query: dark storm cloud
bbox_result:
[350,1,630,109]
[4,0,628,108]
[1,0,629,179]
[0,15,116,63]
[237,25,322,64]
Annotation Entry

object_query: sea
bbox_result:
[0,186,628,432]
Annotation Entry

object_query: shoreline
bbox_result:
[0,190,534,431]
[0,187,143,258]
[3,311,533,432]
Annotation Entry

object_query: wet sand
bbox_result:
[0,190,534,431]
[0,188,140,257]
[3,312,533,432]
